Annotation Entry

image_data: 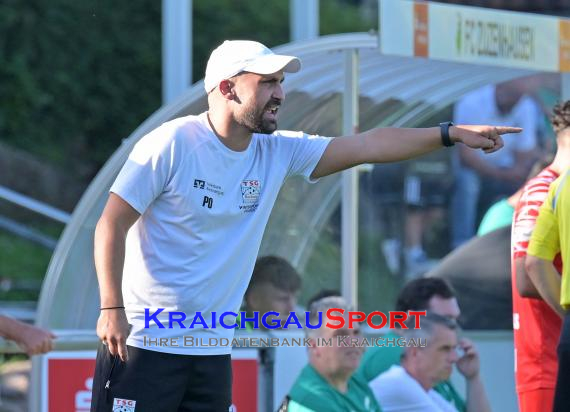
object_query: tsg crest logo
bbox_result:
[240,180,261,204]
[113,398,136,412]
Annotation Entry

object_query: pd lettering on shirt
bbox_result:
[202,196,214,208]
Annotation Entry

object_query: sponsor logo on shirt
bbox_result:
[193,178,224,196]
[193,179,205,189]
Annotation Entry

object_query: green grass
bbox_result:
[0,230,53,300]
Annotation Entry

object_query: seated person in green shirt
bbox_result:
[370,313,463,411]
[358,278,490,412]
[239,255,301,330]
[478,156,553,236]
[286,295,381,412]
[476,192,519,236]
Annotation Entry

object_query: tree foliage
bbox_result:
[0,0,162,176]
[0,0,372,180]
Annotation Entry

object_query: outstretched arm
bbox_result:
[94,193,140,362]
[311,125,520,179]
[0,316,55,355]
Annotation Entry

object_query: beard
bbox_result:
[235,99,279,134]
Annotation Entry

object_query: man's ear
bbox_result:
[244,292,255,311]
[219,79,234,99]
[307,337,319,355]
[407,346,419,359]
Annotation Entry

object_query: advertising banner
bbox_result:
[379,0,570,72]
[41,350,258,412]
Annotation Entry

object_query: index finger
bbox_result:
[495,126,522,135]
[118,341,129,363]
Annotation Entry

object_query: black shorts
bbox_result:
[90,343,232,412]
[554,314,570,412]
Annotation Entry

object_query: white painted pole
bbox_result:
[290,0,319,42]
[342,49,359,307]
[162,0,192,104]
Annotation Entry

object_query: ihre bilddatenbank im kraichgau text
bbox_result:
[142,308,427,348]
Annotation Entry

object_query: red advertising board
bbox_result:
[42,350,258,412]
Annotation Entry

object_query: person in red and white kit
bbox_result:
[511,100,570,412]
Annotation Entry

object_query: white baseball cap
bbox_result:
[204,40,301,92]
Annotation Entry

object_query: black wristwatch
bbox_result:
[439,121,455,147]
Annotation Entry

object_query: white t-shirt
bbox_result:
[110,112,330,354]
[369,365,458,412]
[453,84,538,168]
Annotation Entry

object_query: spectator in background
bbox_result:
[358,278,490,412]
[402,156,450,278]
[477,155,553,236]
[511,101,570,412]
[451,79,541,248]
[286,296,381,412]
[369,313,461,412]
[526,170,570,412]
[368,162,406,275]
[306,288,341,310]
[370,156,450,278]
[476,184,523,237]
[242,255,301,330]
[0,315,54,355]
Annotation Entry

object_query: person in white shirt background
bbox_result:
[451,79,541,249]
[370,312,489,412]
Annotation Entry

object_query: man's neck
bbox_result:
[551,140,570,175]
[314,364,350,393]
[507,188,523,208]
[402,362,433,391]
[206,110,252,152]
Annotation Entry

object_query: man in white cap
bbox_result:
[91,39,519,411]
